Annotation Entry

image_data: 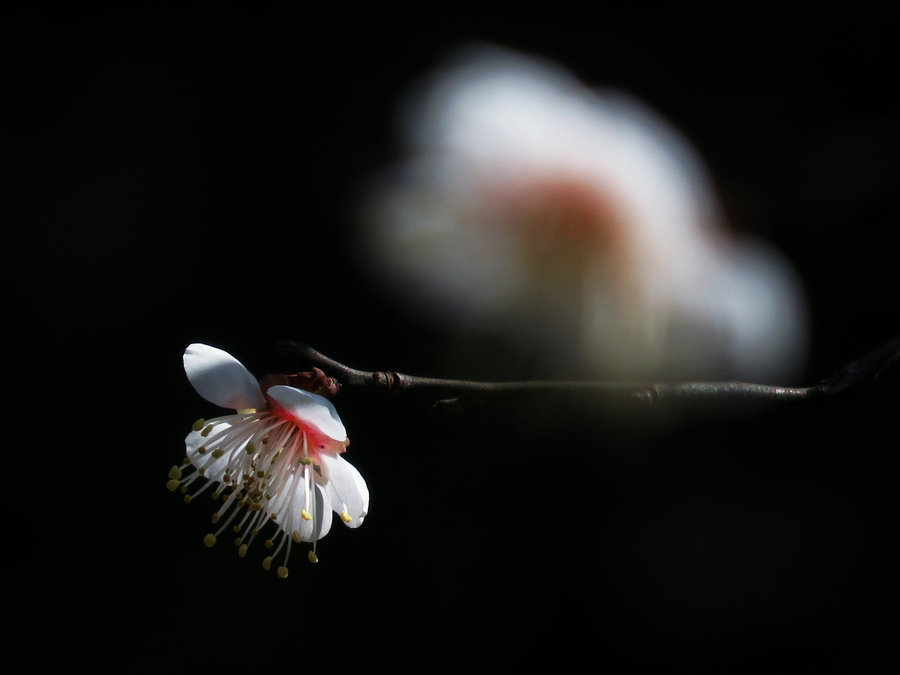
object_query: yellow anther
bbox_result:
[203,533,217,548]
[277,566,289,579]
[340,511,352,523]
[299,456,313,465]
[264,539,274,549]
[197,446,207,455]
[238,544,248,558]
[183,495,192,504]
[166,479,180,492]
[197,468,205,476]
[307,551,319,564]
[238,408,256,415]
[211,449,224,459]
[168,466,182,480]
[262,556,273,571]
[201,425,213,437]
[233,537,242,546]
[192,419,206,432]
[232,525,241,534]
[210,513,220,524]
[179,485,187,494]
[245,441,256,455]
[300,509,312,521]
[292,530,302,543]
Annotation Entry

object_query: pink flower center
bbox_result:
[266,395,345,460]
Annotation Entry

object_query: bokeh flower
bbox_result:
[361,45,807,382]
[168,343,368,576]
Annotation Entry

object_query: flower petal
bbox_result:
[266,470,334,542]
[311,482,334,541]
[319,452,369,527]
[266,470,306,534]
[265,385,347,441]
[183,343,266,411]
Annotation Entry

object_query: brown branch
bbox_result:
[276,335,900,412]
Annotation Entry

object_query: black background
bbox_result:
[7,2,900,671]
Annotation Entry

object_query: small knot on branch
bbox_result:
[372,371,403,392]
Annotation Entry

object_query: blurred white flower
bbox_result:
[168,343,368,576]
[360,45,807,382]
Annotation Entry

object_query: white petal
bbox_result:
[266,471,334,542]
[265,385,347,441]
[183,343,266,411]
[266,471,306,534]
[311,482,334,541]
[319,453,369,527]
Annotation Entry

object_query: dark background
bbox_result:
[6,2,900,671]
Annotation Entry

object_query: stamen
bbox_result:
[168,466,182,480]
[184,476,217,502]
[211,494,247,538]
[307,551,319,564]
[201,425,214,437]
[192,419,206,432]
[203,533,217,547]
[277,534,293,579]
[301,509,312,521]
[166,479,180,492]
[340,510,352,523]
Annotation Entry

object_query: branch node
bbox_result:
[371,371,403,392]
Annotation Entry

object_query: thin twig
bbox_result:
[276,336,900,411]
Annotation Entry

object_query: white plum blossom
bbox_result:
[361,44,808,382]
[168,343,368,576]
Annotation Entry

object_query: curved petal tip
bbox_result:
[183,343,266,411]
